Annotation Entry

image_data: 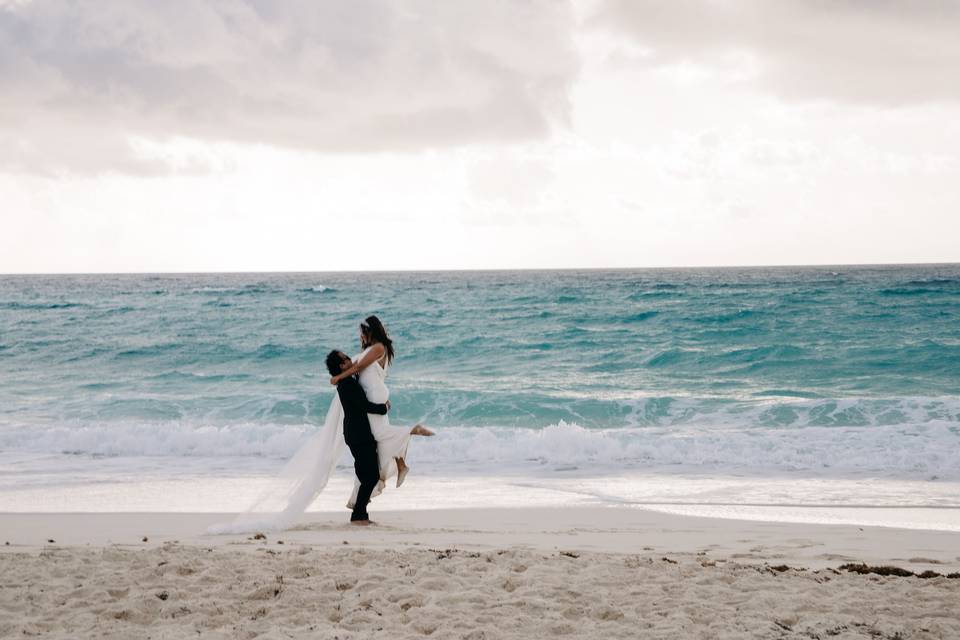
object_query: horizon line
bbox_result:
[1,260,959,277]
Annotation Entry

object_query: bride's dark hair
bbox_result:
[361,315,395,365]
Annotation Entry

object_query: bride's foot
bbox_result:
[410,424,434,436]
[396,459,409,488]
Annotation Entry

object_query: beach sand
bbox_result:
[2,507,958,639]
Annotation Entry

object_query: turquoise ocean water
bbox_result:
[1,265,959,522]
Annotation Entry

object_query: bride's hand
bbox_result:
[329,375,340,385]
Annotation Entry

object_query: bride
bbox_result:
[331,316,434,507]
[207,315,432,534]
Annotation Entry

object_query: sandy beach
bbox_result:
[2,507,958,639]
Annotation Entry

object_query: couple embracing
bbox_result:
[326,316,433,525]
[208,315,432,535]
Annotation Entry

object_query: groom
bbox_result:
[325,350,389,526]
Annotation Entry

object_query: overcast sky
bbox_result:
[2,0,958,273]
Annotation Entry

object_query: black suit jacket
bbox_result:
[336,376,388,447]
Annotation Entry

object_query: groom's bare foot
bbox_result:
[350,519,374,526]
[410,424,434,436]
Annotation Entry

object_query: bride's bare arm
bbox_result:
[330,343,385,385]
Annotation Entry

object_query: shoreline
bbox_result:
[5,464,959,534]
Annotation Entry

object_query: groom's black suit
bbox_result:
[336,375,388,521]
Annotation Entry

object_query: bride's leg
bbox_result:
[410,423,434,436]
[395,457,409,488]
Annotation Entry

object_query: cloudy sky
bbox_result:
[2,0,958,273]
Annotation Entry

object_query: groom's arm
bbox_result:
[339,378,389,415]
[366,400,388,415]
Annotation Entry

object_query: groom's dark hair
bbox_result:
[325,350,345,377]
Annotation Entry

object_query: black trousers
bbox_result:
[348,441,380,521]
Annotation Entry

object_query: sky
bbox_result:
[1,0,959,273]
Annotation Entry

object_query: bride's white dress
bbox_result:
[206,346,410,534]
[347,346,412,508]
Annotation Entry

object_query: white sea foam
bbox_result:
[414,421,960,479]
[2,419,958,480]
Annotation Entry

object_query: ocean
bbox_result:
[1,265,959,528]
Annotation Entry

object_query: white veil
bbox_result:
[207,394,345,534]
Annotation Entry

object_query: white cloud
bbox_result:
[592,0,960,106]
[0,0,578,174]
